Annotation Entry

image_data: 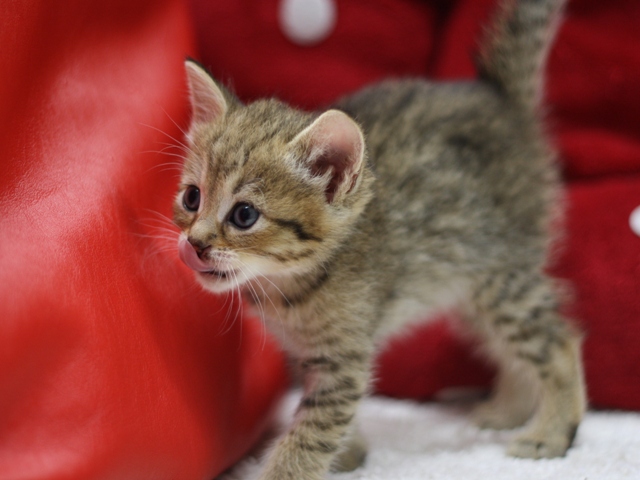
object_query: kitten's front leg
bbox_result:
[258,349,371,480]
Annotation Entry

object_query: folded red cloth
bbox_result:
[0,0,286,478]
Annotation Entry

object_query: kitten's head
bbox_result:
[174,60,373,293]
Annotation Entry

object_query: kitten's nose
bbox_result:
[178,237,212,272]
[187,236,211,259]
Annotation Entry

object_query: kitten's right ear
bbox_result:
[185,59,227,126]
[291,110,365,204]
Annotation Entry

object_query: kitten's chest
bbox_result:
[241,281,316,353]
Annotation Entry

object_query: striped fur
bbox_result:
[174,0,584,478]
[477,0,566,112]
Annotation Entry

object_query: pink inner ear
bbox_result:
[310,149,352,203]
[306,111,363,203]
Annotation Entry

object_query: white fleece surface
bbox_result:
[221,392,640,480]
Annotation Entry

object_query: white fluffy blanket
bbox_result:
[221,391,640,479]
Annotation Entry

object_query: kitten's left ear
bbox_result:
[185,59,228,127]
[292,110,365,204]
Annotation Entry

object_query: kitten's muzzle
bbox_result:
[178,237,237,280]
[178,236,213,272]
[187,236,211,259]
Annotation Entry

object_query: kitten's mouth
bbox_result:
[178,237,238,281]
[200,269,237,280]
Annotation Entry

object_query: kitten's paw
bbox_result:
[507,431,571,459]
[331,433,367,472]
[471,401,530,430]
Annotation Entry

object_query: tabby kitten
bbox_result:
[174,0,585,478]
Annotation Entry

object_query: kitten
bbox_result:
[174,0,585,478]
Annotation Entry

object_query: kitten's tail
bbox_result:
[476,0,566,113]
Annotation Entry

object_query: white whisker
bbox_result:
[139,122,190,152]
[234,258,290,348]
[160,106,190,140]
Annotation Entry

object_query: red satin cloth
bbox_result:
[1,1,286,478]
[190,0,640,409]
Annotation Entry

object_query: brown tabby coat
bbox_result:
[173,0,585,478]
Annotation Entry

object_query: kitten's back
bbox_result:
[336,79,559,274]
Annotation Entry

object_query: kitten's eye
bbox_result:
[183,185,200,212]
[229,203,260,230]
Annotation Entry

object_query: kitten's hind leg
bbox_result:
[473,272,586,458]
[471,359,538,430]
[506,333,585,459]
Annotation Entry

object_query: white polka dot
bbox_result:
[630,205,640,237]
[279,0,336,46]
